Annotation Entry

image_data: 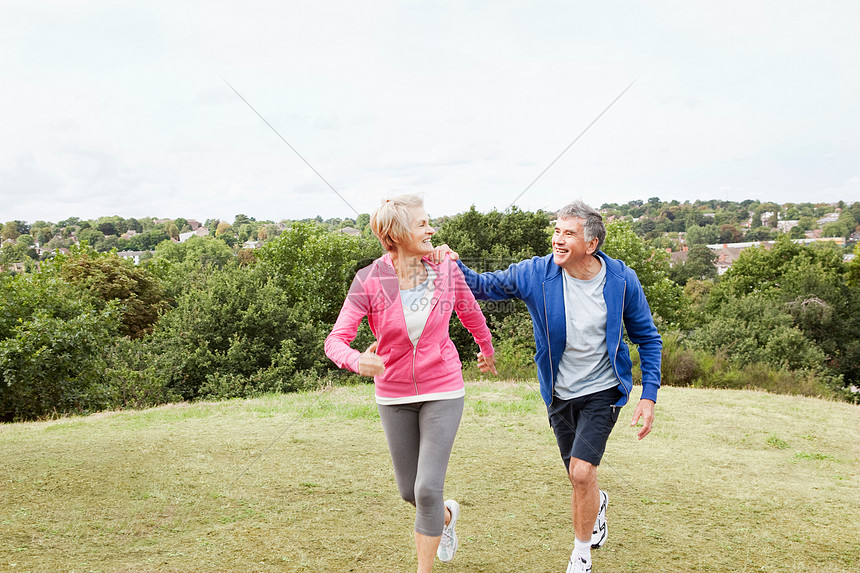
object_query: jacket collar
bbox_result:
[377,252,445,290]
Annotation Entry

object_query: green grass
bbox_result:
[1,382,858,572]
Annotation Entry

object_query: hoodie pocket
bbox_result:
[377,343,414,381]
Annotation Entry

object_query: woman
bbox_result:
[325,194,497,572]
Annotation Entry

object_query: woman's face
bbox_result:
[396,206,435,257]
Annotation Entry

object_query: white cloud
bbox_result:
[2,0,859,224]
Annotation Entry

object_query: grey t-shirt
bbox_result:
[554,256,620,400]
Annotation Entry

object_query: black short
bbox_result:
[547,386,623,470]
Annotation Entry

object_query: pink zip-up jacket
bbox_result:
[324,253,494,400]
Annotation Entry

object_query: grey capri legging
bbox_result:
[377,397,464,537]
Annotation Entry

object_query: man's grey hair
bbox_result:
[557,199,606,252]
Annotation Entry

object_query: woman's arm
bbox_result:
[324,295,365,373]
[448,260,496,361]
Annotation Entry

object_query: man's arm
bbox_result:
[431,243,525,301]
[619,268,662,439]
[623,272,663,403]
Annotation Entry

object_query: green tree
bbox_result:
[669,244,717,286]
[703,235,858,390]
[78,228,104,246]
[432,205,552,264]
[602,221,683,326]
[686,224,721,245]
[52,245,168,339]
[98,221,118,236]
[32,225,55,245]
[257,222,381,326]
[233,214,254,227]
[174,218,190,232]
[215,222,233,236]
[707,235,843,311]
[431,207,552,362]
[744,227,774,242]
[150,236,237,300]
[0,242,37,265]
[145,264,302,399]
[822,221,849,238]
[2,221,21,241]
[847,244,860,287]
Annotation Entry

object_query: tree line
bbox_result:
[1,202,858,421]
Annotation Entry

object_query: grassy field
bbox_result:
[1,381,858,573]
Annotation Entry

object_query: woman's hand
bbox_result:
[477,352,498,375]
[358,341,385,377]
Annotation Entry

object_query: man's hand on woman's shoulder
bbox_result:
[429,244,459,264]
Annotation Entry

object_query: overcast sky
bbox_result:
[2,0,859,224]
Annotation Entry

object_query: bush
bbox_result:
[691,295,827,372]
[101,337,181,411]
[0,308,119,421]
[693,364,837,398]
[660,332,701,387]
[657,330,840,399]
[0,273,121,421]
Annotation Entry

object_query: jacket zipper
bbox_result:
[611,281,627,401]
[543,280,554,407]
[411,268,441,396]
[411,342,420,395]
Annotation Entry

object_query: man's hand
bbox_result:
[358,341,385,377]
[476,352,498,375]
[630,398,655,440]
[428,244,459,264]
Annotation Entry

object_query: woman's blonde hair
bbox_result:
[370,194,425,251]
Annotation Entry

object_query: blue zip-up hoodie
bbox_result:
[457,251,662,408]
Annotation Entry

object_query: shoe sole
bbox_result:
[591,490,608,549]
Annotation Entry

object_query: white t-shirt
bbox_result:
[399,263,436,346]
[554,256,620,400]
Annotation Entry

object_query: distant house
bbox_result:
[186,219,202,231]
[710,244,748,275]
[776,220,799,233]
[668,246,688,267]
[179,228,209,242]
[120,229,137,240]
[817,213,840,225]
[117,250,150,265]
[0,261,28,273]
[242,240,263,250]
[338,226,360,236]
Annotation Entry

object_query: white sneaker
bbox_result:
[591,490,608,549]
[566,553,592,573]
[437,499,459,562]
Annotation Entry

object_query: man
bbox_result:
[434,200,662,572]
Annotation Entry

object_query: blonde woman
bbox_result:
[325,194,497,572]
